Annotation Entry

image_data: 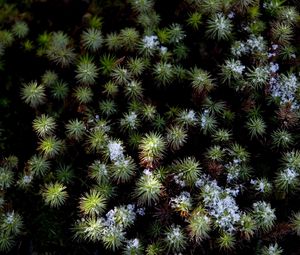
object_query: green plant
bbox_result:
[0,167,14,190]
[32,114,56,138]
[46,31,76,67]
[187,209,211,242]
[120,27,140,51]
[65,119,86,141]
[75,55,99,85]
[164,225,187,253]
[111,66,132,85]
[105,32,123,51]
[271,129,293,148]
[246,117,266,139]
[12,21,29,38]
[41,182,68,208]
[260,243,283,255]
[86,128,107,153]
[79,189,107,216]
[167,23,185,44]
[0,30,14,47]
[291,211,300,236]
[239,213,256,240]
[99,99,117,116]
[153,62,174,86]
[27,154,51,177]
[206,145,225,161]
[216,232,235,250]
[275,167,299,195]
[141,104,156,121]
[81,28,103,52]
[134,170,162,205]
[212,129,232,143]
[189,68,214,94]
[50,80,69,100]
[101,225,125,251]
[271,22,293,45]
[122,238,143,255]
[74,86,93,104]
[127,57,147,77]
[56,164,75,184]
[124,80,144,99]
[173,157,201,187]
[109,157,136,183]
[37,136,64,158]
[176,109,198,127]
[138,132,166,168]
[252,201,276,232]
[186,12,202,29]
[73,217,104,242]
[166,125,187,151]
[21,81,46,108]
[206,13,233,41]
[120,111,140,132]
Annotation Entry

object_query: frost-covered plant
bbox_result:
[206,13,233,41]
[252,201,276,232]
[275,167,299,194]
[260,243,283,255]
[164,225,187,253]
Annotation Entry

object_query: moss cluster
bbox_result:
[1,0,300,254]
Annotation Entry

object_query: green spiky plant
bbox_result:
[138,132,166,168]
[21,81,46,108]
[41,182,68,208]
[134,171,162,206]
[79,189,107,216]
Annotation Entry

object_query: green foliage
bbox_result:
[139,132,166,168]
[173,157,201,187]
[75,55,99,85]
[74,86,93,104]
[110,157,136,183]
[32,114,56,138]
[38,136,64,158]
[4,0,300,253]
[189,68,214,94]
[217,232,235,250]
[79,189,107,216]
[21,81,46,108]
[65,119,86,141]
[164,225,187,253]
[42,182,68,208]
[27,154,51,177]
[166,125,187,151]
[246,117,266,139]
[206,14,233,41]
[187,209,211,242]
[81,28,103,52]
[134,171,162,205]
[46,31,76,67]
